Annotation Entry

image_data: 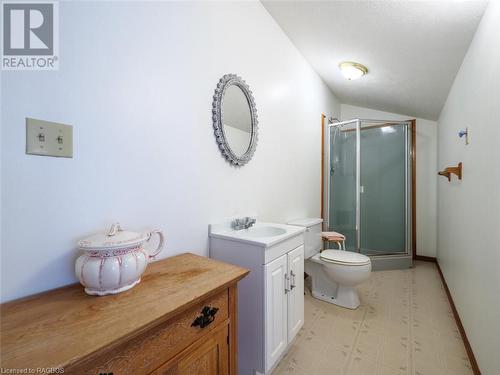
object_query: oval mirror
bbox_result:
[212,74,258,166]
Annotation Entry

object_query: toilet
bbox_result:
[287,218,371,309]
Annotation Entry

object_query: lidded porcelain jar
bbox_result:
[75,223,164,296]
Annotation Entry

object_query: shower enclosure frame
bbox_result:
[323,118,416,269]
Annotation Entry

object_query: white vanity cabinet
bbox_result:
[209,221,306,375]
[286,245,305,341]
[265,246,304,370]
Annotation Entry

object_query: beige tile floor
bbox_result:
[272,261,473,375]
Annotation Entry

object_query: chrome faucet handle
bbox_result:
[244,217,256,229]
[232,218,241,229]
[232,218,248,230]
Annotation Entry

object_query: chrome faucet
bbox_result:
[232,217,256,230]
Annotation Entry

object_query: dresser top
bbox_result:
[0,253,249,369]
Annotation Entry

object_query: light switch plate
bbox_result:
[26,118,73,158]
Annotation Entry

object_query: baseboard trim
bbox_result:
[435,261,481,375]
[414,255,437,262]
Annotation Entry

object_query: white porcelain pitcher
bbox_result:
[75,222,164,296]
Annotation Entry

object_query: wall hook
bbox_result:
[458,128,469,145]
[438,162,463,182]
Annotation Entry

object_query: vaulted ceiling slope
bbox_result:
[262,1,488,120]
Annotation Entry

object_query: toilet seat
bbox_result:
[320,250,371,266]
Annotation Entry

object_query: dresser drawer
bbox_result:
[151,323,229,375]
[70,290,229,375]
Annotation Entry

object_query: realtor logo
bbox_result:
[2,1,59,70]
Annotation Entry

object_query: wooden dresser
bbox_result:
[0,253,249,375]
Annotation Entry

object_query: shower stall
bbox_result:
[325,119,414,270]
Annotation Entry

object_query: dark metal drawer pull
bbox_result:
[191,306,219,328]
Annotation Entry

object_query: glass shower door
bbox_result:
[328,120,358,251]
[359,123,407,255]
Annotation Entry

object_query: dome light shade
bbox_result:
[339,62,368,80]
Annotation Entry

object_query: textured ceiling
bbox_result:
[262,1,488,120]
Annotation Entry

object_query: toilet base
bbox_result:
[306,258,362,309]
[311,286,360,309]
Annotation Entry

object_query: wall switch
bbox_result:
[26,118,73,158]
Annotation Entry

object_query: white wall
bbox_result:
[437,2,500,373]
[340,104,438,257]
[0,1,340,302]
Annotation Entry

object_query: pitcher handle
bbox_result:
[146,229,164,259]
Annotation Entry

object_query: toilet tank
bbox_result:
[287,218,323,258]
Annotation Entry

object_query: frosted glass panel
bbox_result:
[329,123,357,251]
[360,125,406,255]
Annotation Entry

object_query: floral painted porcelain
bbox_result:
[75,222,164,296]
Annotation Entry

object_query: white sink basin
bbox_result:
[244,226,286,238]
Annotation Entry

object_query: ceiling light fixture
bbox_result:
[339,61,368,80]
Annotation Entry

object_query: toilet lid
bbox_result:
[320,250,371,266]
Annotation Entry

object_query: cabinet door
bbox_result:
[287,245,304,342]
[264,254,288,373]
[152,325,229,375]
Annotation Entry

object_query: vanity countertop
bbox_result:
[0,253,249,371]
[209,221,306,248]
